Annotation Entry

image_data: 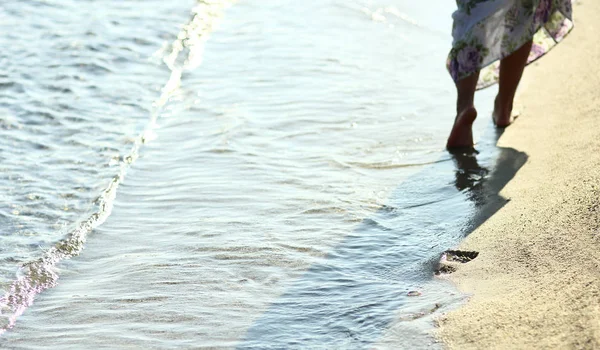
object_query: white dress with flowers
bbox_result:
[447,0,573,89]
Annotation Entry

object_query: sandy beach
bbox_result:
[437,1,600,348]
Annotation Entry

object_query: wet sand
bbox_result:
[437,1,600,348]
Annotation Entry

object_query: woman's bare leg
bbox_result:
[493,40,533,127]
[447,71,480,148]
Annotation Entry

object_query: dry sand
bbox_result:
[437,1,600,349]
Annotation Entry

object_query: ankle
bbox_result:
[457,103,475,115]
[456,106,477,125]
[494,95,512,115]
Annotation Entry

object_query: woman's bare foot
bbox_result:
[447,106,477,149]
[492,97,513,128]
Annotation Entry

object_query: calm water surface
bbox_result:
[0,0,507,348]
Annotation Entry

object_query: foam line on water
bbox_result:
[0,0,234,334]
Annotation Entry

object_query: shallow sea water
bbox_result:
[0,0,522,348]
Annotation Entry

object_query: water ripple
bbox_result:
[0,0,234,334]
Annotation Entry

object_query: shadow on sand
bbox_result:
[238,127,527,349]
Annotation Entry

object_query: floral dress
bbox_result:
[447,0,573,89]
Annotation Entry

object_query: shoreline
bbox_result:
[437,1,600,348]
